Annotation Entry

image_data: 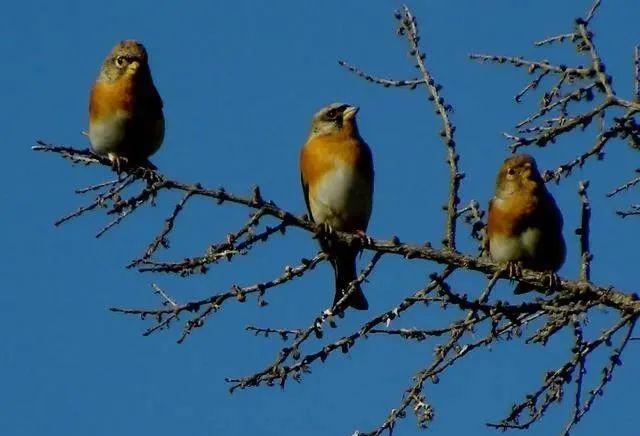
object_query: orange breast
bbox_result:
[300,131,370,192]
[487,193,539,239]
[89,76,136,123]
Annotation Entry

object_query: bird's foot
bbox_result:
[137,160,160,183]
[543,271,561,293]
[108,153,129,174]
[316,222,335,238]
[506,261,523,279]
[355,229,372,246]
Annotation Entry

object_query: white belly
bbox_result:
[490,227,542,262]
[309,163,371,230]
[89,111,130,155]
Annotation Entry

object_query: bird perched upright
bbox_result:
[89,40,164,171]
[486,154,565,293]
[300,103,374,310]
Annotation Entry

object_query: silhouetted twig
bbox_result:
[33,1,640,434]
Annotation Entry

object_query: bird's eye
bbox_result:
[507,167,516,176]
[325,109,339,120]
[115,56,126,67]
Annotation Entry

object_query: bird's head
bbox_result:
[309,103,360,139]
[495,154,544,197]
[100,40,150,82]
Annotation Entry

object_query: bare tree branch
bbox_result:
[33,1,640,434]
[576,181,592,282]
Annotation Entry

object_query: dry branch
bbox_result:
[33,1,640,434]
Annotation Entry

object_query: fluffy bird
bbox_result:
[486,154,565,293]
[89,40,164,170]
[300,103,374,310]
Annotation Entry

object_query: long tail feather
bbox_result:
[331,250,368,310]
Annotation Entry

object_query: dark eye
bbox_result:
[507,167,515,176]
[115,56,126,67]
[325,109,339,120]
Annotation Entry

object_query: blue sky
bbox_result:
[2,1,640,435]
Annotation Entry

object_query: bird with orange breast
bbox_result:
[300,103,374,310]
[486,154,565,293]
[89,40,164,171]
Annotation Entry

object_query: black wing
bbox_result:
[301,172,314,222]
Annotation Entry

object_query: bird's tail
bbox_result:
[331,250,368,311]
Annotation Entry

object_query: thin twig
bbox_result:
[338,60,425,89]
[398,7,461,249]
[576,181,592,282]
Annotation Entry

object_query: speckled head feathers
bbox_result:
[98,40,151,82]
[495,154,544,195]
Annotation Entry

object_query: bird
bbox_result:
[89,40,164,171]
[300,103,374,310]
[486,154,565,293]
